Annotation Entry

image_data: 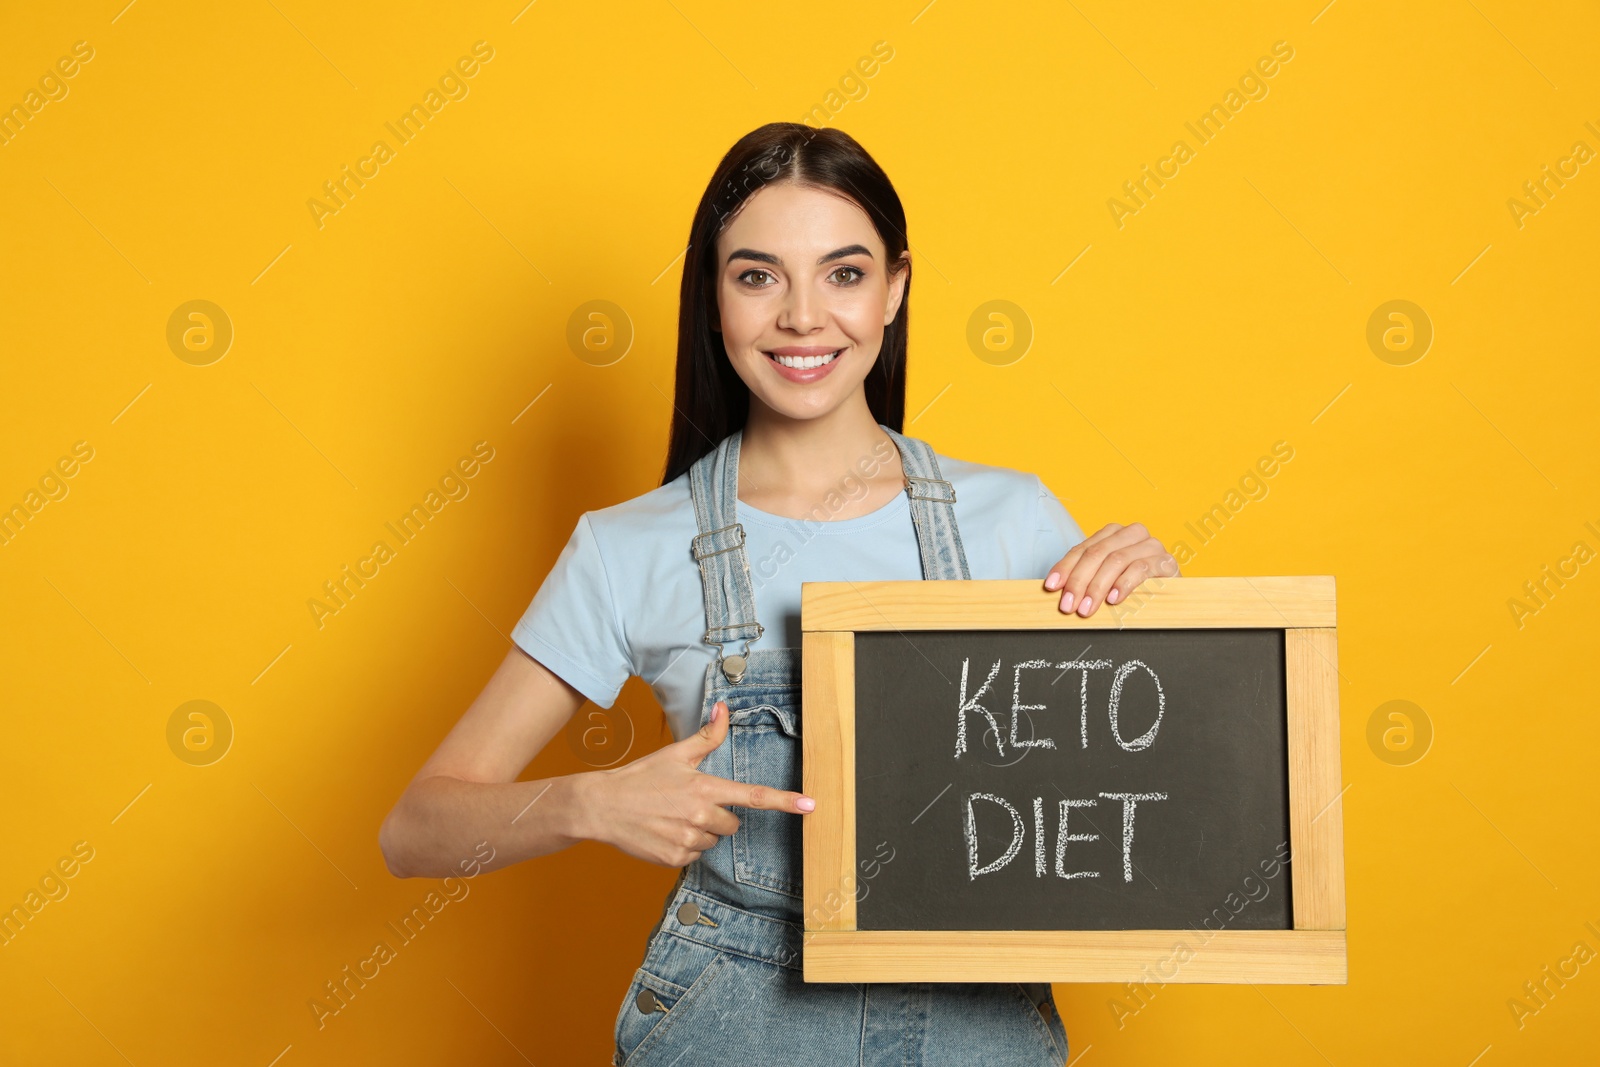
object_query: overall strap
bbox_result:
[686,424,971,682]
[883,424,971,581]
[688,429,764,682]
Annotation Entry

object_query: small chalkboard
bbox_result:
[801,577,1346,985]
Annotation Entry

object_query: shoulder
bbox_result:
[580,472,697,558]
[928,449,1046,516]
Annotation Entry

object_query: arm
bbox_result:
[378,646,814,879]
[378,645,590,878]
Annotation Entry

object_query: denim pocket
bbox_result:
[614,931,733,1066]
[1014,981,1069,1064]
[728,702,803,899]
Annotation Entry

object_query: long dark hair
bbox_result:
[659,123,911,486]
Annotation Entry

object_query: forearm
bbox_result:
[380,771,599,878]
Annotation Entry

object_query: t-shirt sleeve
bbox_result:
[510,513,633,709]
[1032,475,1087,576]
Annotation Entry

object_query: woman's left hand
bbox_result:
[1043,522,1180,616]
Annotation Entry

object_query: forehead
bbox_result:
[716,181,883,258]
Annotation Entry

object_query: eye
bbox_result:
[738,269,775,287]
[829,265,865,285]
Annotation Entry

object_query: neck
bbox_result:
[738,393,901,503]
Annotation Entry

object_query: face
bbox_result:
[712,181,908,422]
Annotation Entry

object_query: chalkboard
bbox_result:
[799,576,1346,984]
[853,628,1291,932]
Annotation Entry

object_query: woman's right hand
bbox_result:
[579,699,816,868]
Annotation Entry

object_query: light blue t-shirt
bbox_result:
[511,451,1087,743]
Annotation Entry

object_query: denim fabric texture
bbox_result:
[611,427,1070,1066]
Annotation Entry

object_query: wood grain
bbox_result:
[800,575,1335,631]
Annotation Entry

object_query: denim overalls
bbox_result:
[612,425,1070,1066]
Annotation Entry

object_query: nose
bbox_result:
[777,277,823,333]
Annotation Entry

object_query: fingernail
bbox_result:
[1060,592,1074,613]
[797,796,815,812]
[1107,588,1120,604]
[1044,572,1062,591]
[712,702,723,720]
[1077,596,1094,616]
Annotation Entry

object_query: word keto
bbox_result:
[1169,440,1294,566]
[1,841,95,948]
[954,656,1166,759]
[1,440,95,548]
[1108,41,1295,229]
[1,41,94,148]
[1507,523,1599,630]
[307,41,495,230]
[1108,841,1291,1028]
[801,41,895,129]
[309,841,495,1030]
[751,434,900,587]
[1507,121,1599,230]
[308,441,495,629]
[1506,920,1600,1030]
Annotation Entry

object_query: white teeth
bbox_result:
[771,349,841,369]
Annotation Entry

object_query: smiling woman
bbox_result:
[379,122,1179,1067]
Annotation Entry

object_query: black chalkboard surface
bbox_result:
[853,627,1292,932]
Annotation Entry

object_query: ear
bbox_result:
[883,251,911,325]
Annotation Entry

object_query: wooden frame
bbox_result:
[800,575,1346,984]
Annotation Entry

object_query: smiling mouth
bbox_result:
[766,348,843,369]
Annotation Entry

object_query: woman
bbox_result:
[380,122,1179,1065]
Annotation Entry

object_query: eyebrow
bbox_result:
[725,244,874,267]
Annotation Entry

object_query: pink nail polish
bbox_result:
[1045,572,1061,591]
[1061,592,1074,612]
[797,796,815,812]
[1078,597,1094,616]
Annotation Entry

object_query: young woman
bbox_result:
[380,122,1179,1066]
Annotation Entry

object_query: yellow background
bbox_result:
[2,0,1596,1063]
